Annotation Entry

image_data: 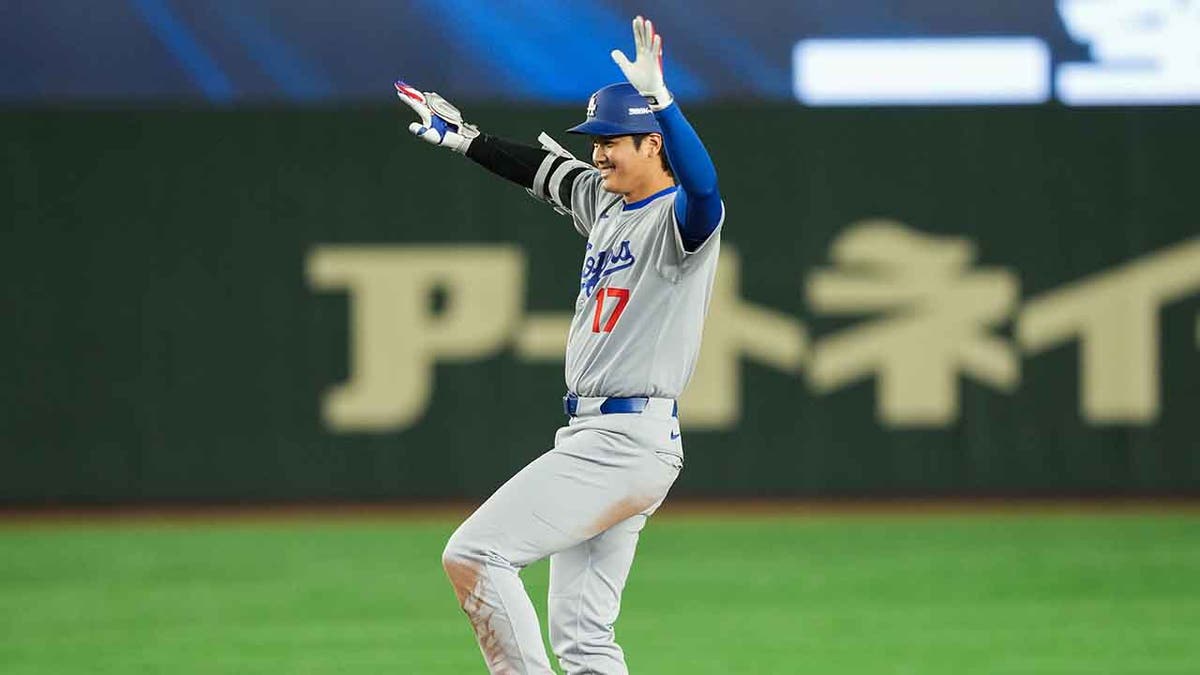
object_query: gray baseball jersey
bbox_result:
[546,161,724,398]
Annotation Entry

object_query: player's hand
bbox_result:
[610,16,673,110]
[394,80,480,154]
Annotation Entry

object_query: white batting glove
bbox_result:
[610,15,673,110]
[394,80,480,154]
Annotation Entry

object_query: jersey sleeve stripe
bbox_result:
[532,155,569,200]
[547,159,591,210]
[555,166,590,212]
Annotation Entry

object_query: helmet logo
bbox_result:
[586,94,597,118]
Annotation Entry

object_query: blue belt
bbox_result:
[563,393,678,417]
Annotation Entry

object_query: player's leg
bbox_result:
[548,512,654,675]
[441,419,679,675]
[441,448,581,674]
[546,414,682,675]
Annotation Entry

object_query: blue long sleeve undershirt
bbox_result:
[655,103,722,252]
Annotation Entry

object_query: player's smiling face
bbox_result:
[591,134,666,199]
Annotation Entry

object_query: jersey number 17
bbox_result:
[592,287,630,333]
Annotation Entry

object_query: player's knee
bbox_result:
[441,534,485,605]
[444,528,499,607]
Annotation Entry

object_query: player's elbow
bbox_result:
[680,176,719,202]
[681,192,723,228]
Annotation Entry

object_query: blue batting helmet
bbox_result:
[567,83,662,137]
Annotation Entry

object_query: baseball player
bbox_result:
[396,16,723,674]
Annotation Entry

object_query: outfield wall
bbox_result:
[3,106,1198,502]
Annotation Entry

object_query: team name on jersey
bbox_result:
[580,240,636,297]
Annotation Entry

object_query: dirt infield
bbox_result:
[2,496,1198,528]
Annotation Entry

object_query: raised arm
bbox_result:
[611,17,723,251]
[657,102,722,251]
[395,80,543,188]
[395,80,594,211]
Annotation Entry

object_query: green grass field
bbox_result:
[2,507,1198,674]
